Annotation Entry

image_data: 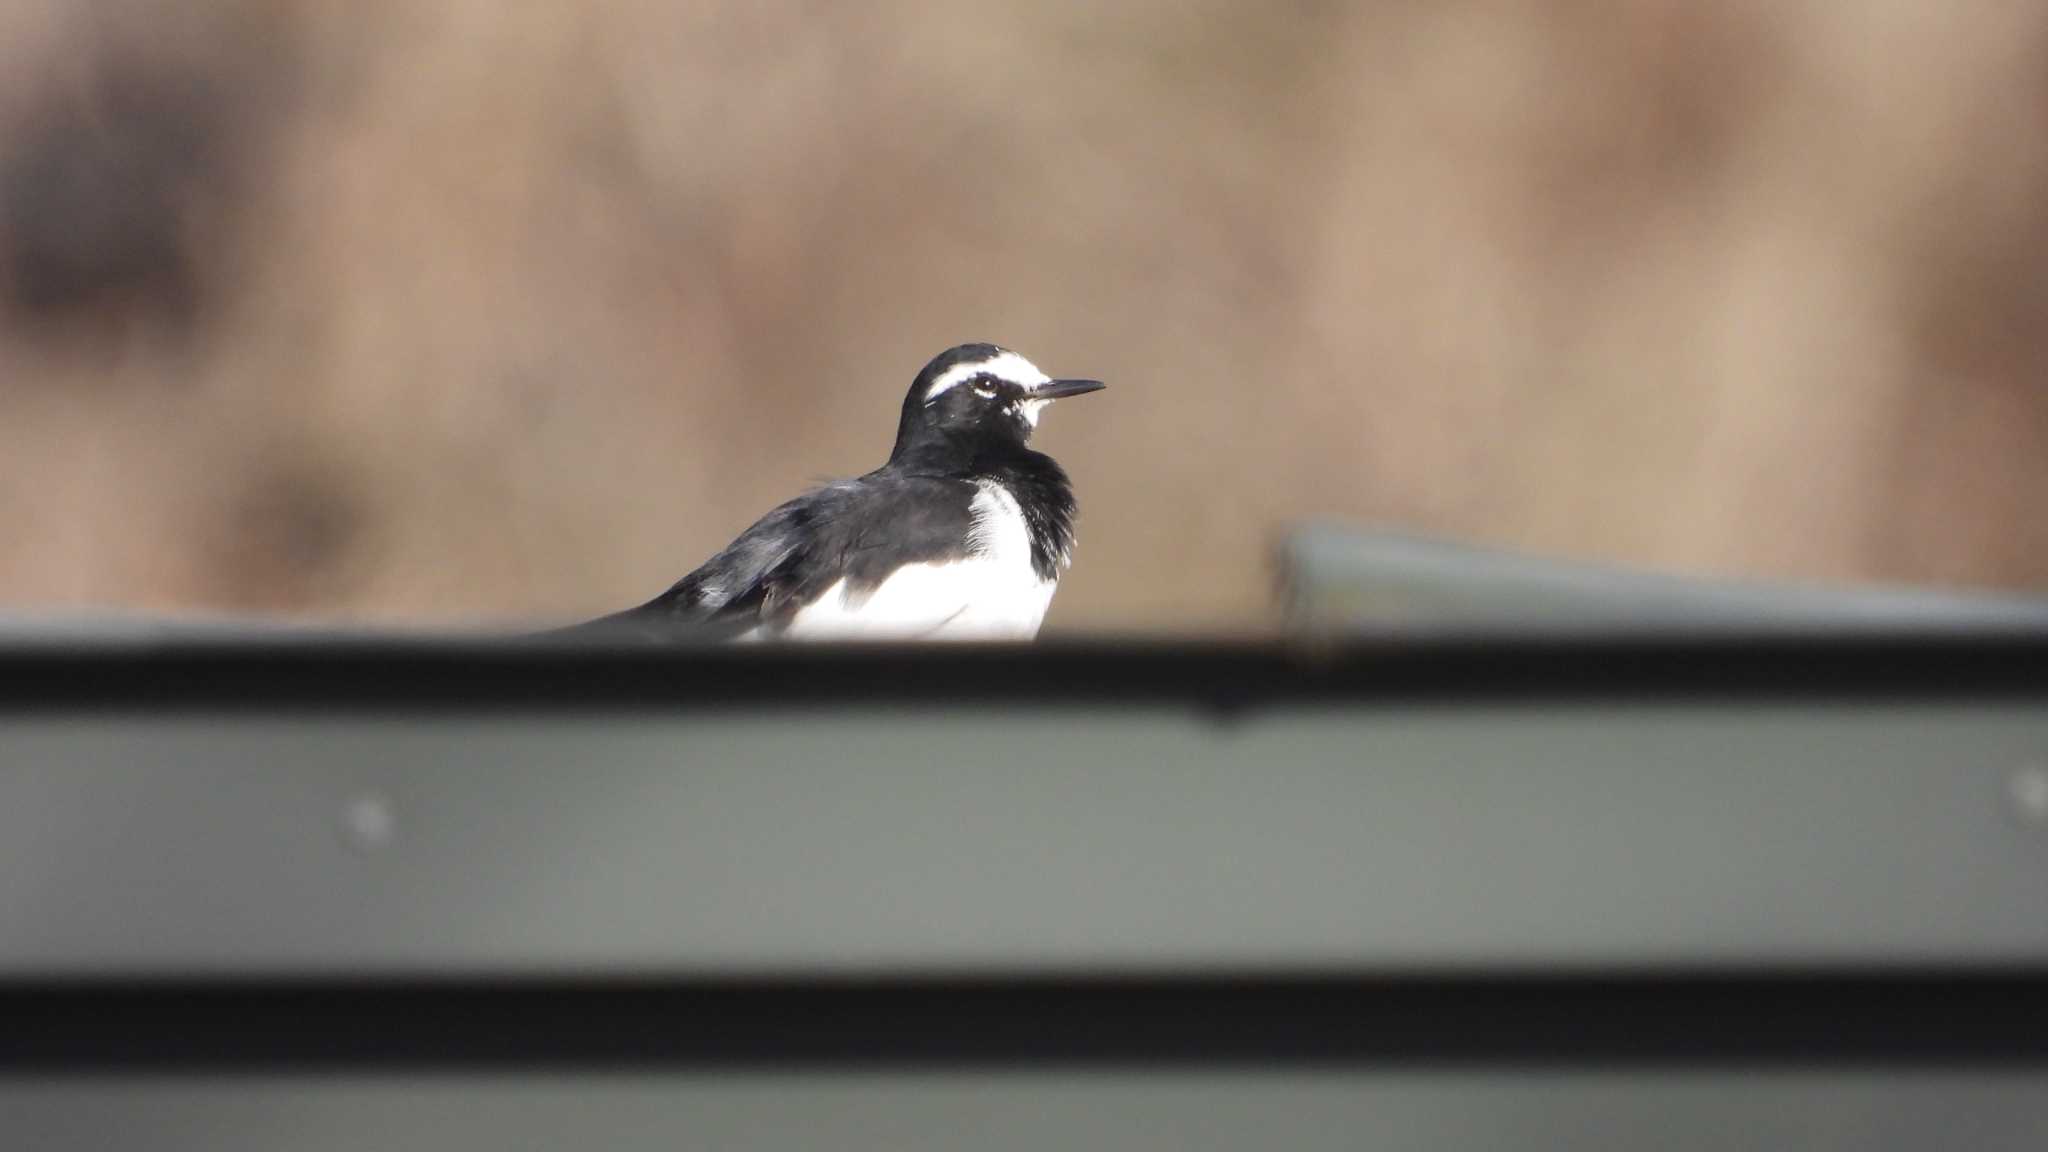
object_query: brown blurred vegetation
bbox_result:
[1,0,2046,631]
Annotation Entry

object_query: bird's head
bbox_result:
[893,343,1105,459]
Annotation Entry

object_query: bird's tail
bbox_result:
[522,595,751,644]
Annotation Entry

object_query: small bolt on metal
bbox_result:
[2009,765,2048,829]
[341,791,397,854]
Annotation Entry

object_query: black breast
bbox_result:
[981,450,1078,583]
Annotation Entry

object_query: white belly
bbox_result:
[758,480,1062,642]
[779,563,1056,641]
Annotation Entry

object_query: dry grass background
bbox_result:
[1,0,2046,632]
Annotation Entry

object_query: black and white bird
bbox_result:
[572,343,1104,642]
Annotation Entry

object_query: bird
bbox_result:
[564,343,1105,642]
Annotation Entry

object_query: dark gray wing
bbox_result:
[568,473,979,641]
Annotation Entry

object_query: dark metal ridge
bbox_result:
[4,969,2046,1073]
[0,631,2043,713]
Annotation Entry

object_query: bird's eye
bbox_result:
[973,385,997,399]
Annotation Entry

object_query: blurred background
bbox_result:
[1,0,2046,633]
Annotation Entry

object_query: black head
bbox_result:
[890,343,1105,462]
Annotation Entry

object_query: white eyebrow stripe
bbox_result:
[923,351,1051,402]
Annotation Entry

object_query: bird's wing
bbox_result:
[604,475,983,641]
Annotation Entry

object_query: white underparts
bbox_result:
[769,481,1058,641]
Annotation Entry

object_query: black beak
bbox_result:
[1035,378,1106,400]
